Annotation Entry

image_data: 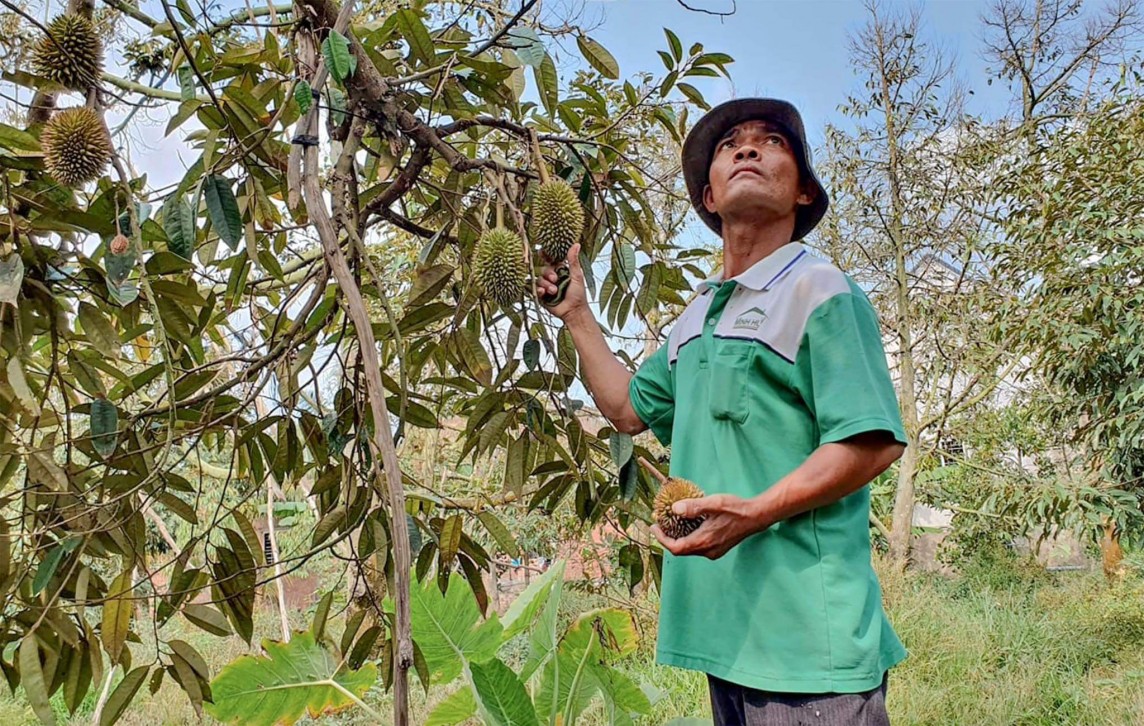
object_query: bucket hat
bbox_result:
[681,98,829,241]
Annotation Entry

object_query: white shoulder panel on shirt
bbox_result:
[713,253,851,362]
[667,290,714,365]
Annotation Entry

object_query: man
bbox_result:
[537,98,907,725]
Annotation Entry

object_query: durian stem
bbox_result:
[529,128,550,185]
[638,456,669,485]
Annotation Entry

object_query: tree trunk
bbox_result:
[888,438,919,566]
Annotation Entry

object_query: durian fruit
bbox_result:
[530,179,584,264]
[41,107,112,187]
[653,477,706,540]
[472,227,527,307]
[109,234,129,255]
[32,14,102,91]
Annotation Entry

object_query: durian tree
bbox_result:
[0,0,732,723]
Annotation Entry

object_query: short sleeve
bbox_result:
[629,342,675,445]
[792,290,907,447]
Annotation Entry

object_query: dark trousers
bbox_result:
[707,673,890,726]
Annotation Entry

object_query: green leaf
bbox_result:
[470,658,539,726]
[102,568,134,665]
[534,54,558,117]
[27,451,66,490]
[203,175,242,250]
[664,28,683,62]
[676,82,709,110]
[162,196,195,260]
[506,28,545,68]
[183,604,232,637]
[438,514,463,572]
[615,243,636,286]
[311,506,346,547]
[108,280,139,307]
[32,538,78,596]
[78,302,120,359]
[576,35,619,79]
[523,339,540,371]
[90,397,119,458]
[395,9,434,66]
[294,79,312,115]
[426,686,476,726]
[177,65,195,101]
[618,457,638,501]
[206,632,377,726]
[477,511,519,558]
[100,666,148,726]
[19,636,55,726]
[501,561,563,643]
[609,432,633,469]
[410,572,502,684]
[0,251,22,304]
[322,30,354,81]
[327,86,347,126]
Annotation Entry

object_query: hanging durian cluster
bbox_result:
[32,14,102,91]
[471,166,586,308]
[653,478,706,539]
[40,107,112,187]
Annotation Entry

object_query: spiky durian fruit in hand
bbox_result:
[41,107,112,187]
[473,227,527,307]
[530,179,585,264]
[654,478,706,539]
[32,14,102,91]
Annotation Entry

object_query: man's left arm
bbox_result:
[654,286,907,559]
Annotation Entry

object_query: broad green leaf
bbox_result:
[501,561,563,643]
[395,9,434,66]
[311,506,346,547]
[206,632,377,726]
[619,457,639,501]
[327,86,347,126]
[90,398,119,458]
[100,666,148,726]
[108,280,139,307]
[520,562,564,680]
[7,357,39,415]
[409,572,502,684]
[609,432,633,469]
[595,667,652,721]
[322,31,354,82]
[19,636,55,725]
[203,175,242,250]
[426,686,476,726]
[102,568,134,665]
[78,302,120,358]
[294,80,312,115]
[576,35,619,79]
[104,248,135,286]
[311,590,334,641]
[0,251,22,304]
[162,196,195,260]
[523,339,539,371]
[470,658,539,726]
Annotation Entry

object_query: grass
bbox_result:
[3,554,1143,725]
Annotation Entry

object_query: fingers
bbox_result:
[672,494,726,519]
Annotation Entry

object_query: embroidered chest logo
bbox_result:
[732,306,768,330]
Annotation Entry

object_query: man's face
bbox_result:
[702,119,815,228]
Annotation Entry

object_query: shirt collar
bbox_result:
[701,242,809,292]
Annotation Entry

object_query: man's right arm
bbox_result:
[537,243,647,435]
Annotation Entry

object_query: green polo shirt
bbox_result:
[629,242,908,694]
